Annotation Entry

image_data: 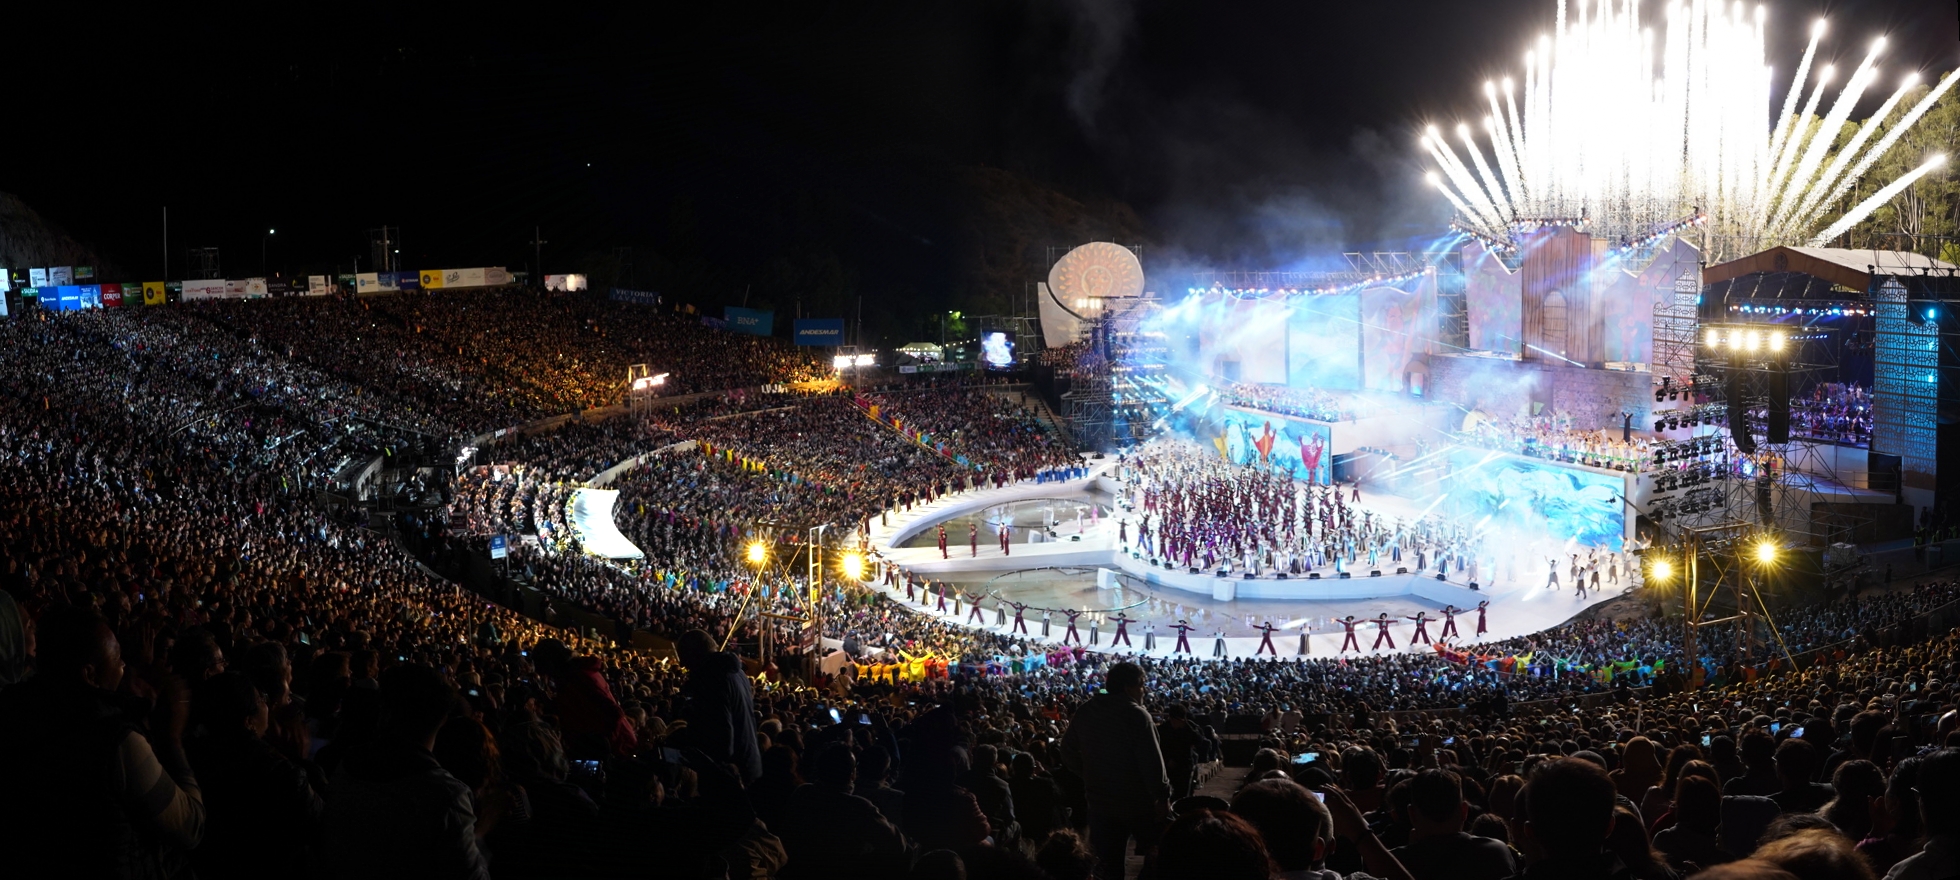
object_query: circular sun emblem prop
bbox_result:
[1048,242,1144,306]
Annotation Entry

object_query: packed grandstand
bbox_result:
[5,288,1960,880]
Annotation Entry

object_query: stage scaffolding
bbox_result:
[1063,295,1165,451]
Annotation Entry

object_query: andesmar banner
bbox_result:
[723,306,774,336]
[793,318,845,346]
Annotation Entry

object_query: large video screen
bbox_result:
[1442,449,1625,547]
[981,331,1017,369]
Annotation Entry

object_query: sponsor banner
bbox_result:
[547,273,588,291]
[29,268,48,287]
[243,278,269,297]
[101,283,123,308]
[143,281,168,306]
[79,285,101,308]
[264,279,290,295]
[355,272,391,294]
[395,271,421,291]
[419,269,445,290]
[50,267,73,285]
[483,267,512,286]
[53,285,83,312]
[793,318,845,346]
[444,267,486,288]
[224,279,248,298]
[723,306,774,336]
[0,268,9,291]
[182,279,227,300]
[307,275,328,296]
[75,266,95,281]
[609,287,661,306]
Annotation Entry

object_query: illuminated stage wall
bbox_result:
[1192,278,1435,394]
[1285,293,1360,389]
[1465,243,1522,355]
[1204,406,1334,485]
[1441,448,1628,548]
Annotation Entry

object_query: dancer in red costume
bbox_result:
[1338,615,1360,653]
[1440,605,1460,639]
[1476,599,1490,636]
[1370,612,1397,651]
[1255,620,1278,656]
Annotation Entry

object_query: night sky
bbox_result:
[8,1,1954,306]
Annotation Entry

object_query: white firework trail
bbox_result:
[1428,0,1954,256]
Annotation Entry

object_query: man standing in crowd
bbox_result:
[0,607,207,878]
[321,663,488,880]
[675,628,764,783]
[1061,661,1171,880]
[1517,758,1636,880]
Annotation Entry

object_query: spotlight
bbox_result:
[839,552,865,582]
[1651,558,1673,583]
[747,541,768,566]
[1754,540,1778,566]
[1745,330,1761,352]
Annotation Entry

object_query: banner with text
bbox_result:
[793,318,845,346]
[547,273,588,291]
[307,275,328,296]
[609,288,661,306]
[101,283,123,308]
[182,279,227,300]
[723,306,774,336]
[143,281,167,305]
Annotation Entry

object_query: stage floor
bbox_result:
[866,461,1635,660]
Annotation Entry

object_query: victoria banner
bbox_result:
[723,306,774,336]
[609,288,661,306]
[793,318,845,346]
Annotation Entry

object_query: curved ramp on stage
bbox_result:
[570,488,644,559]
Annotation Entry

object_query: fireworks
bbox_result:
[1426,0,1956,258]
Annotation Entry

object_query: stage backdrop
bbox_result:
[1199,296,1288,385]
[1465,242,1522,355]
[1441,448,1626,548]
[1207,406,1333,485]
[1285,293,1360,390]
[1359,282,1436,392]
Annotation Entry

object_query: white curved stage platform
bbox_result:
[865,464,1627,659]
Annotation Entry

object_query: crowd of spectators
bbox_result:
[13,297,1960,880]
[1456,410,1656,473]
[1787,383,1873,447]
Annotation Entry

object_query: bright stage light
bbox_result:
[1745,330,1760,352]
[839,552,865,582]
[1426,3,1960,256]
[746,541,767,565]
[1705,328,1719,347]
[1754,540,1778,565]
[1651,558,1673,583]
[1769,332,1785,351]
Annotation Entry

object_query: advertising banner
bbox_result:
[723,306,774,336]
[143,281,168,306]
[75,266,95,281]
[546,274,589,291]
[418,269,445,290]
[243,278,269,297]
[79,285,101,308]
[793,318,845,346]
[0,268,9,291]
[50,267,72,285]
[101,284,123,308]
[395,271,421,291]
[609,288,661,306]
[355,273,390,294]
[29,268,47,288]
[182,279,227,300]
[224,280,248,298]
[53,286,83,312]
[444,267,487,289]
[306,275,328,296]
[483,267,512,286]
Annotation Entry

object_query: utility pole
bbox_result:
[530,227,547,286]
[162,207,169,279]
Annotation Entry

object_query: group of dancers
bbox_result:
[877,561,1500,658]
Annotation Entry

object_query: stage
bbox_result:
[866,455,1636,660]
